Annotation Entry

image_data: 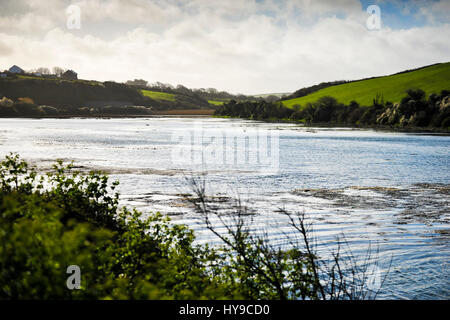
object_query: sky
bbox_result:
[0,0,449,94]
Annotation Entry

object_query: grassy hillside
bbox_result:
[283,62,450,108]
[140,88,213,109]
[141,89,176,101]
[142,89,236,108]
[208,100,228,106]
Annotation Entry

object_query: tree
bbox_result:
[405,88,426,101]
[36,67,50,75]
[126,79,148,87]
[206,88,218,95]
[53,66,66,77]
[265,95,279,103]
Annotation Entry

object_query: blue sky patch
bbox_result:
[359,0,440,29]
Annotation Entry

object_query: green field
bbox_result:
[283,62,450,108]
[16,75,101,86]
[208,100,227,106]
[141,89,176,101]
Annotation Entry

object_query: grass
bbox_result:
[208,100,227,106]
[152,109,215,115]
[282,62,450,109]
[17,75,45,80]
[140,89,176,101]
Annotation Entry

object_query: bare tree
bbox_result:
[52,66,65,77]
[186,177,391,300]
[35,67,50,75]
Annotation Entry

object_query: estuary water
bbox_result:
[0,117,448,299]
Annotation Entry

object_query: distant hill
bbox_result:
[0,75,216,112]
[139,86,256,106]
[139,89,213,109]
[140,89,233,108]
[282,62,450,108]
[0,76,151,109]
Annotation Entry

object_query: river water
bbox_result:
[0,117,448,299]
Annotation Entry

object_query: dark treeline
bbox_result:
[0,72,267,118]
[215,89,450,130]
[215,100,294,120]
[0,100,154,118]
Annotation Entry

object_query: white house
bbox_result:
[0,73,6,78]
[9,65,25,74]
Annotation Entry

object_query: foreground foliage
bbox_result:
[0,154,233,299]
[0,154,385,299]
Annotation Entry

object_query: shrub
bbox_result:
[13,103,42,117]
[0,154,233,299]
[405,89,426,102]
[188,178,389,300]
[0,97,14,107]
[0,97,16,117]
[38,105,59,116]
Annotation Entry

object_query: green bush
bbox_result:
[0,154,235,299]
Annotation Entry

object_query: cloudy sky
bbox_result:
[0,0,449,94]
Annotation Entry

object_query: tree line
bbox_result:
[126,79,260,103]
[215,89,450,130]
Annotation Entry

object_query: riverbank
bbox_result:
[214,90,450,134]
[1,110,449,134]
[213,115,450,135]
[1,113,448,134]
[0,109,216,119]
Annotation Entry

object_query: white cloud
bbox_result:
[0,0,449,94]
[417,1,450,24]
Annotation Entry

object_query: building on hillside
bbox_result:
[61,69,78,80]
[9,65,25,74]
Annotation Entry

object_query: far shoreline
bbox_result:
[212,115,450,135]
[0,108,216,119]
[1,113,449,135]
